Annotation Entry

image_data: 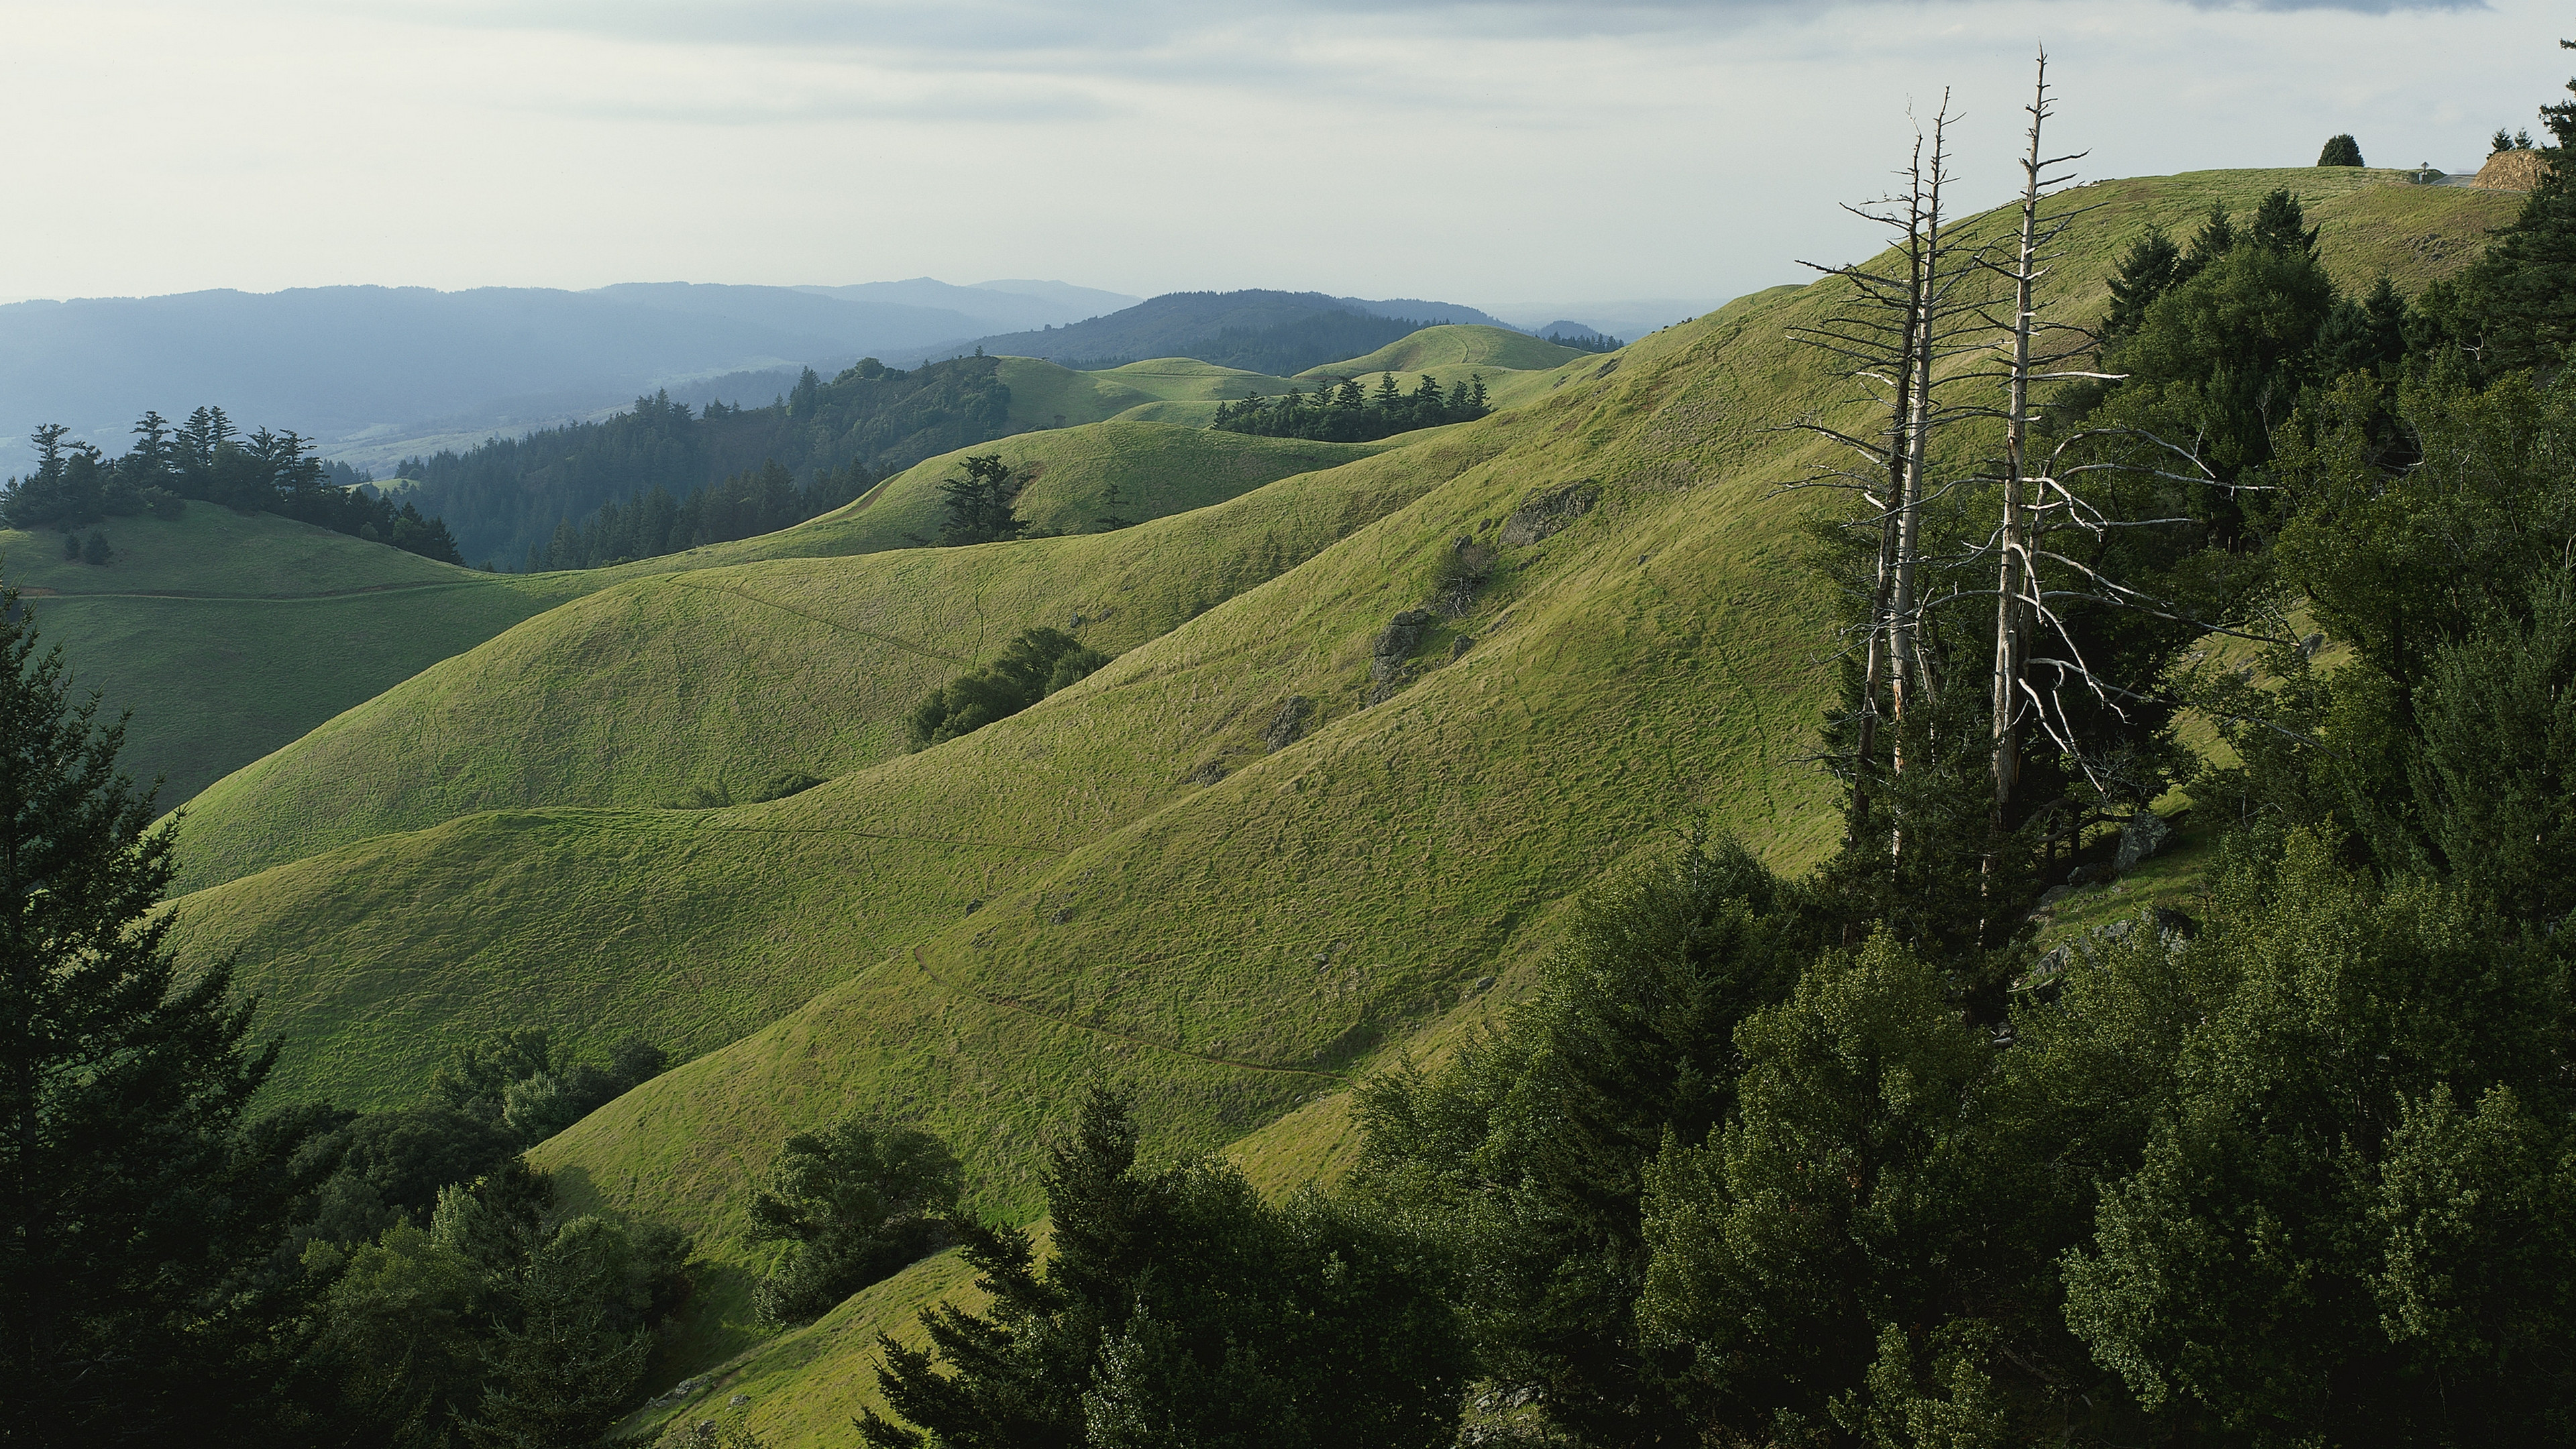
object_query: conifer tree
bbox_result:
[0,576,312,1440]
[2316,133,2364,166]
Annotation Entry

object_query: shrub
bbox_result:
[904,628,1110,751]
[2316,133,2364,166]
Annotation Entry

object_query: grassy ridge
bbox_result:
[150,170,2514,1424]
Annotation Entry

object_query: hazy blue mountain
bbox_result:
[793,278,1141,331]
[896,289,1518,372]
[0,281,1108,476]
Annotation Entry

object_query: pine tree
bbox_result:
[2316,133,2364,166]
[1,577,311,1439]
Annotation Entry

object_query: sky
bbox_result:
[5,0,2567,311]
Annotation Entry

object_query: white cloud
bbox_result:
[1,0,2560,306]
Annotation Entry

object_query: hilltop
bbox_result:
[919,290,1516,373]
[137,168,2526,1426]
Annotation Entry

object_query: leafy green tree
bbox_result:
[863,1087,1466,1449]
[936,453,1028,546]
[2316,132,2364,166]
[431,1028,667,1145]
[2422,42,2576,372]
[461,1214,658,1449]
[0,577,325,1440]
[1352,836,1811,1445]
[2098,227,2180,343]
[81,531,111,566]
[2060,831,2575,1444]
[749,1112,962,1326]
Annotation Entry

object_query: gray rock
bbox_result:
[1184,761,1228,786]
[2037,884,2073,907]
[1473,975,1495,992]
[2114,810,2174,873]
[1263,696,1313,752]
[2300,632,2324,658]
[2153,906,2199,941]
[1498,480,1603,547]
[730,1394,751,1407]
[1450,634,1474,659]
[1373,614,1431,665]
[2065,862,2108,887]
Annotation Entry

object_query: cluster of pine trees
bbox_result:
[393,355,1015,569]
[1211,372,1490,443]
[0,408,464,564]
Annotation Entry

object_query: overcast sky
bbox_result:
[6,0,2567,311]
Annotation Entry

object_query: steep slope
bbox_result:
[159,169,2520,1402]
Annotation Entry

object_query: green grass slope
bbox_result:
[160,170,2512,1407]
[1299,323,1591,378]
[991,356,1157,431]
[172,431,1466,892]
[1,507,578,803]
[1089,358,1301,400]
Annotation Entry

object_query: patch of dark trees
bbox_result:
[1211,371,1491,443]
[392,354,1016,570]
[905,627,1109,751]
[1,408,465,564]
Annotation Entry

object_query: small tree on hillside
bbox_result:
[749,1112,961,1326]
[2316,133,2364,167]
[936,453,1028,546]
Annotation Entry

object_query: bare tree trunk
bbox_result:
[1889,98,1953,805]
[1991,54,2052,830]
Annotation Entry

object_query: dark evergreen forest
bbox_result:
[1211,372,1491,442]
[390,354,1016,569]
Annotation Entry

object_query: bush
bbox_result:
[748,1113,961,1326]
[2316,133,2364,166]
[904,627,1110,751]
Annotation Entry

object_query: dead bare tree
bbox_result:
[1976,51,2102,830]
[1782,97,1985,855]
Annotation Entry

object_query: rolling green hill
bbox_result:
[138,168,2521,1439]
[1299,323,1591,377]
[171,425,1452,891]
[0,507,579,803]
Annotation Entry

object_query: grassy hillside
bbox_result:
[150,169,2515,1420]
[1299,323,1590,377]
[172,428,1458,891]
[0,507,576,802]
[991,356,1156,431]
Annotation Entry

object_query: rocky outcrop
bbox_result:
[1263,696,1313,752]
[1499,480,1601,547]
[2474,148,2553,191]
[2114,810,2174,873]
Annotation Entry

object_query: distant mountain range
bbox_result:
[911,290,1517,372]
[0,279,1641,478]
[0,279,1140,476]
